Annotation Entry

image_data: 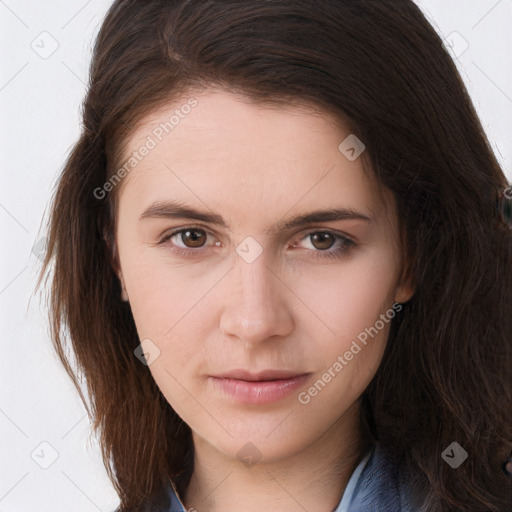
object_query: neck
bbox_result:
[182,402,366,512]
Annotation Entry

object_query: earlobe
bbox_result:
[395,246,416,304]
[395,274,416,305]
[395,287,415,305]
[117,272,130,303]
[117,271,129,302]
[104,231,129,302]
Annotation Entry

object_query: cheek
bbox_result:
[292,249,399,346]
[294,260,398,412]
[121,253,229,379]
[122,252,213,333]
[291,250,399,397]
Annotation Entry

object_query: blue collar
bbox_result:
[155,443,419,511]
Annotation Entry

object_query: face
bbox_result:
[113,88,414,464]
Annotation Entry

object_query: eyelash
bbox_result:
[157,226,356,260]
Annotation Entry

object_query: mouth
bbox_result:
[208,370,311,404]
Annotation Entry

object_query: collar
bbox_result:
[161,443,418,512]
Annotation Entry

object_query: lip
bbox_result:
[208,370,311,404]
[213,369,307,381]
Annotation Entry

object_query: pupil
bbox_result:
[183,230,205,247]
[312,233,334,250]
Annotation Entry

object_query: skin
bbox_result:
[113,88,415,512]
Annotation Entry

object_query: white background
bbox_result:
[1,1,511,511]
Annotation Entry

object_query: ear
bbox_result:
[103,228,129,302]
[113,248,129,302]
[395,276,415,304]
[118,272,129,302]
[394,259,416,304]
[393,221,416,304]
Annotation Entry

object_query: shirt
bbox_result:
[152,442,421,512]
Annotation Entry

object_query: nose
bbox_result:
[219,251,295,345]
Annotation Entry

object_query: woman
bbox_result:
[36,0,512,510]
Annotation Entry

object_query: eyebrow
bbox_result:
[139,200,372,234]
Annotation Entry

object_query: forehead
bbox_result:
[116,89,394,228]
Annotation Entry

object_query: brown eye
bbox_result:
[180,229,207,248]
[310,232,336,250]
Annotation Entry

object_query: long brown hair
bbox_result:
[35,1,512,510]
